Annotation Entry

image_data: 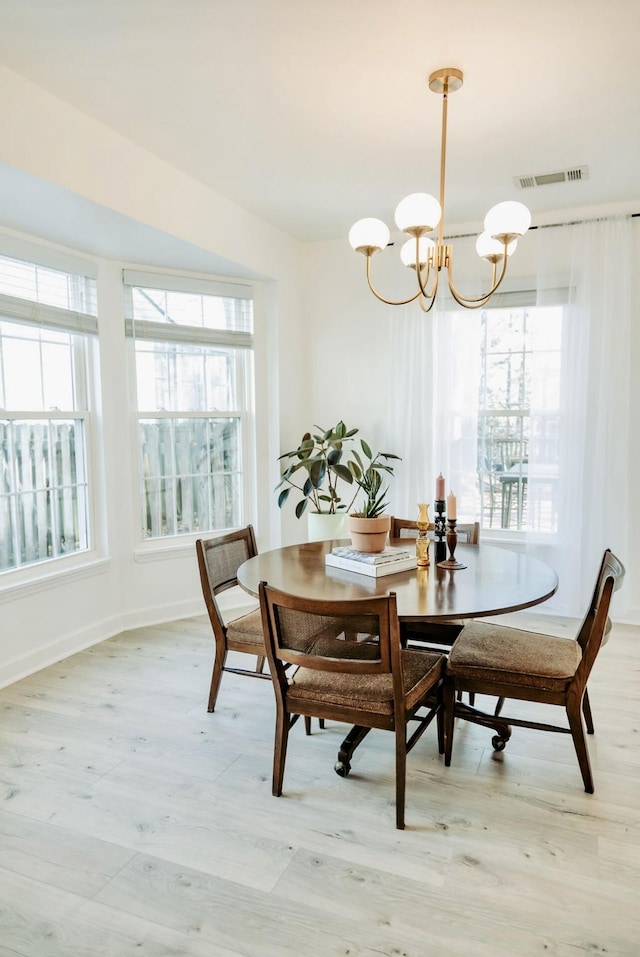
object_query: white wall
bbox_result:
[0,65,307,687]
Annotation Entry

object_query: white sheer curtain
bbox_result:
[386,305,435,520]
[432,311,481,521]
[390,214,636,618]
[530,215,634,615]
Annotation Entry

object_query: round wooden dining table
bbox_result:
[237,539,558,622]
[238,538,558,775]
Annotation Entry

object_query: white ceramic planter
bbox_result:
[307,512,349,542]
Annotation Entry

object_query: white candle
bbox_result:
[447,491,457,520]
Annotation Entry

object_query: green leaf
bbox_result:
[360,439,372,459]
[277,488,290,509]
[302,476,314,497]
[332,463,354,483]
[309,459,326,488]
[295,499,309,519]
[298,437,314,458]
[278,448,307,461]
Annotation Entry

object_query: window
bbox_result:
[477,304,562,533]
[124,271,254,541]
[0,254,97,573]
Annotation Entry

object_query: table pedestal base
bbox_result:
[335,725,371,777]
[334,701,513,773]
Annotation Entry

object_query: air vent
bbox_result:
[514,166,589,189]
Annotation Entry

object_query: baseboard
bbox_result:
[0,597,206,691]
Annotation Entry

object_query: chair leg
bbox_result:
[255,655,266,674]
[207,643,227,712]
[566,697,594,794]
[395,725,407,830]
[443,680,456,766]
[582,688,594,734]
[272,706,290,797]
[436,702,445,755]
[304,716,312,735]
[494,696,505,717]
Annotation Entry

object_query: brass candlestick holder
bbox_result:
[416,503,430,566]
[437,518,467,569]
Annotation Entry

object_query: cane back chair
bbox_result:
[443,549,625,793]
[196,527,269,712]
[259,584,446,829]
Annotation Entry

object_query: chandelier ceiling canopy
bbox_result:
[348,68,532,311]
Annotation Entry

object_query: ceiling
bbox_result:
[0,0,639,256]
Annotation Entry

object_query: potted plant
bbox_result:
[275,421,359,540]
[347,442,401,552]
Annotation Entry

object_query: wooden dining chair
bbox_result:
[443,549,625,793]
[389,517,480,651]
[259,584,446,829]
[195,527,270,712]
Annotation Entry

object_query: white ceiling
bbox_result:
[0,0,639,255]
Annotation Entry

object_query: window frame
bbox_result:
[475,300,564,538]
[0,248,102,584]
[124,270,255,551]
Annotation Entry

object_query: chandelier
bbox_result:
[348,68,531,311]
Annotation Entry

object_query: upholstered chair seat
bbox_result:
[225,608,265,647]
[288,649,444,716]
[447,621,582,692]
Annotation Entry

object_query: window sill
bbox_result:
[133,529,243,563]
[133,536,198,563]
[0,553,112,603]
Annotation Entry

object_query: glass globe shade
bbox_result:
[484,201,531,238]
[394,193,441,233]
[475,232,518,260]
[400,236,435,268]
[348,218,391,252]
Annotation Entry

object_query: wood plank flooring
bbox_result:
[0,613,638,956]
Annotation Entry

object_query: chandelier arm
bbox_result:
[416,266,439,312]
[418,258,440,312]
[365,255,423,306]
[446,249,509,306]
[415,256,437,299]
[418,289,439,313]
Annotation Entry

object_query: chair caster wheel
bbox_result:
[492,735,507,752]
[334,760,351,777]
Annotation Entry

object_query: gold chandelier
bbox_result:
[348,68,531,311]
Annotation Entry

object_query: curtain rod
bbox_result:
[441,210,639,242]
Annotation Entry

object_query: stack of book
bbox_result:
[325,545,416,578]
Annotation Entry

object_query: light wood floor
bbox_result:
[0,613,638,956]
